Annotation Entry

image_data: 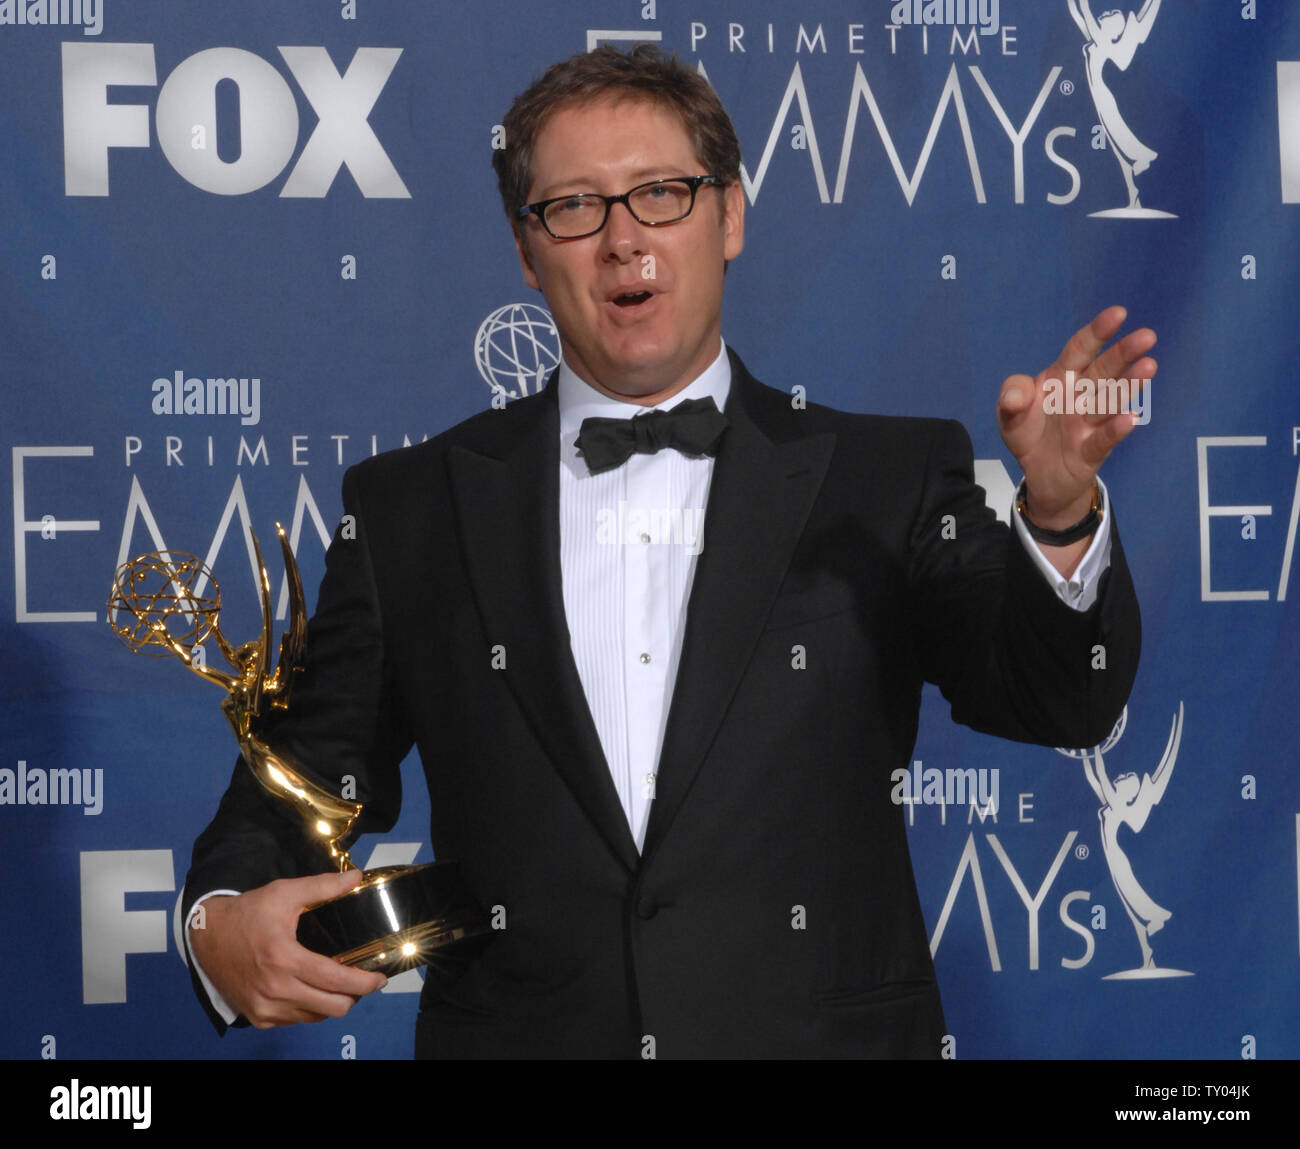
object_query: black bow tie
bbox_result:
[575,397,729,475]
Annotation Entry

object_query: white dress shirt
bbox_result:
[557,341,730,852]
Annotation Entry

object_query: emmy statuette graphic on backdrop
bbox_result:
[1067,0,1178,219]
[107,525,491,976]
[1057,703,1192,979]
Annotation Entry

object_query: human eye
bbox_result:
[551,194,592,215]
[631,180,690,219]
[542,194,603,235]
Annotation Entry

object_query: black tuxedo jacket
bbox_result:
[184,350,1139,1058]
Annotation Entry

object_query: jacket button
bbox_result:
[636,901,660,920]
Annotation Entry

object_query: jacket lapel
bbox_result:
[446,385,640,873]
[642,358,835,861]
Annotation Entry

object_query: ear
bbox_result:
[721,179,745,262]
[512,221,541,291]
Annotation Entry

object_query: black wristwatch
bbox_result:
[1015,479,1104,546]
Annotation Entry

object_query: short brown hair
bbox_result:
[492,44,742,220]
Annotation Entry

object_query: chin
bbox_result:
[601,348,678,386]
[601,370,673,399]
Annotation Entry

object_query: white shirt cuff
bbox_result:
[185,890,241,1026]
[1011,477,1113,612]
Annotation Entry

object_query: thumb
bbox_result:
[997,373,1037,437]
[293,867,367,911]
[998,373,1035,415]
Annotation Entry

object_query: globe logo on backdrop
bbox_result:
[474,303,561,402]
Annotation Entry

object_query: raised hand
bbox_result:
[997,304,1156,539]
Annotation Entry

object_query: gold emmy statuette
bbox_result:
[108,525,490,975]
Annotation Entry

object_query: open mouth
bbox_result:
[612,290,653,308]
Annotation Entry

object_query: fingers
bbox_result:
[244,949,381,1028]
[1081,410,1140,467]
[1089,327,1157,385]
[1043,305,1128,380]
[238,934,386,1028]
[302,948,388,1000]
[1044,305,1158,383]
[1035,307,1158,427]
[195,873,388,1029]
[257,872,389,994]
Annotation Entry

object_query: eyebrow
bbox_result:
[531,168,694,201]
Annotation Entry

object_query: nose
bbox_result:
[600,199,647,262]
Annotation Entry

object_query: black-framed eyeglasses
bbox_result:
[516,175,727,239]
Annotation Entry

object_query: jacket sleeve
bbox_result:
[905,419,1140,750]
[181,464,414,1033]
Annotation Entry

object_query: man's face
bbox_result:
[513,95,744,404]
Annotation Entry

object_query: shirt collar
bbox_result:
[557,338,732,442]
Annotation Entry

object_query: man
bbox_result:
[184,45,1147,1058]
